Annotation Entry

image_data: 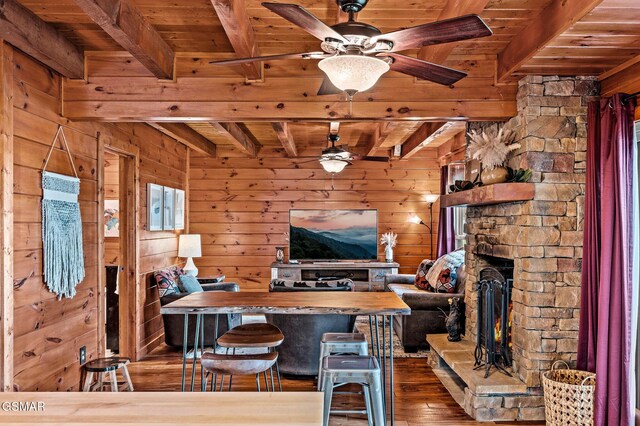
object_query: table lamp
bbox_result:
[179,234,202,277]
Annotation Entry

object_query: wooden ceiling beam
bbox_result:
[417,0,490,64]
[210,122,260,157]
[210,0,262,81]
[146,122,217,157]
[437,131,467,166]
[74,0,174,79]
[0,0,84,78]
[362,122,397,156]
[497,0,605,82]
[271,122,297,157]
[400,122,447,160]
[599,55,640,96]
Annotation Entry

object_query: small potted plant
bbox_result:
[380,232,397,263]
[467,124,520,185]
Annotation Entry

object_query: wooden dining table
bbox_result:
[161,291,411,425]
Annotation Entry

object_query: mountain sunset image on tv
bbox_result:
[289,209,378,261]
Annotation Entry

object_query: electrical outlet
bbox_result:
[79,346,86,365]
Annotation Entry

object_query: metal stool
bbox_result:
[317,332,368,390]
[82,357,133,392]
[217,323,284,391]
[201,352,278,392]
[321,355,384,426]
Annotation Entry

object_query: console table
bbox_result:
[270,261,399,292]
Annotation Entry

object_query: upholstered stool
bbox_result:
[217,323,284,391]
[321,355,384,426]
[317,332,368,390]
[82,357,133,392]
[201,352,278,392]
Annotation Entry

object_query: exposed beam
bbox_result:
[210,122,260,157]
[496,0,604,82]
[74,0,174,79]
[417,0,490,64]
[362,122,397,156]
[0,41,13,392]
[147,122,217,157]
[271,122,297,157]
[400,122,447,159]
[599,55,640,96]
[211,0,262,81]
[0,0,84,78]
[437,131,467,166]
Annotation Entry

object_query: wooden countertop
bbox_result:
[161,291,411,316]
[0,392,323,425]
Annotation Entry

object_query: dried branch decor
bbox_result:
[467,125,520,170]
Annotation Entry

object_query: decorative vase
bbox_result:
[481,166,509,185]
[385,246,393,263]
[275,246,285,263]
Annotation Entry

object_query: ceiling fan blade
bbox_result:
[371,14,492,53]
[210,51,329,66]
[262,3,348,43]
[351,155,389,162]
[317,77,343,96]
[381,53,467,86]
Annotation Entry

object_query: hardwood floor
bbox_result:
[128,344,545,425]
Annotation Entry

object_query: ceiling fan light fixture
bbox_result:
[320,158,349,174]
[318,55,389,94]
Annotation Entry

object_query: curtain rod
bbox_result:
[622,91,640,103]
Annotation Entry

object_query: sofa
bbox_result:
[384,262,466,352]
[155,267,241,348]
[265,279,357,377]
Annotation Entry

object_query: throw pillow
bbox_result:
[179,275,204,293]
[423,249,465,293]
[154,266,184,297]
[414,259,435,290]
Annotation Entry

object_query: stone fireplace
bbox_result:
[428,75,598,421]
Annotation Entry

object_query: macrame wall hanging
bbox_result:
[41,126,85,299]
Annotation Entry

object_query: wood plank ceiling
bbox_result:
[12,0,640,158]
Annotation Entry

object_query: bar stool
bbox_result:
[216,323,284,391]
[82,357,133,392]
[317,332,368,390]
[320,355,384,426]
[201,352,278,392]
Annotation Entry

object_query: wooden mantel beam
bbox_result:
[496,0,604,82]
[0,0,84,78]
[147,122,217,157]
[271,122,297,157]
[400,122,447,159]
[210,122,260,157]
[418,0,490,64]
[210,0,262,81]
[74,0,174,79]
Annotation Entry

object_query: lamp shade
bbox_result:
[178,234,202,258]
[318,55,389,94]
[424,193,440,204]
[407,214,423,225]
[320,158,349,174]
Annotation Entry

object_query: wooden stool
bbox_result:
[217,323,284,391]
[82,357,133,392]
[201,352,278,392]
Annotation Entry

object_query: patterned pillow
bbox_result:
[414,259,436,290]
[270,279,354,291]
[423,250,465,293]
[154,266,184,297]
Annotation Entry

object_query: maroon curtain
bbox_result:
[577,94,636,426]
[436,165,455,257]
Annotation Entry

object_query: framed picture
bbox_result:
[163,187,175,230]
[147,183,164,231]
[174,189,185,230]
[104,199,120,237]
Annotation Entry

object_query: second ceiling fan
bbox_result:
[211,0,493,96]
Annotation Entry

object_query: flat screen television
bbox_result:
[289,209,378,261]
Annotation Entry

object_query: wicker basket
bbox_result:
[543,360,596,426]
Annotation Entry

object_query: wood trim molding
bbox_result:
[147,122,217,157]
[400,122,447,159]
[271,122,297,157]
[496,0,605,82]
[210,122,259,157]
[210,0,262,81]
[73,0,174,79]
[0,41,13,392]
[0,0,84,78]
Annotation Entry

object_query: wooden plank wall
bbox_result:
[104,151,120,266]
[189,149,441,292]
[11,49,187,391]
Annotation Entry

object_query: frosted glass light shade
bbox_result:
[178,234,202,258]
[320,159,349,174]
[424,194,440,203]
[318,55,390,94]
[407,214,423,225]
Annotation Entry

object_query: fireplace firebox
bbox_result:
[474,264,514,378]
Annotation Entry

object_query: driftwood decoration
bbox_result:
[41,126,85,299]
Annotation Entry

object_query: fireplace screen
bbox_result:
[474,266,513,378]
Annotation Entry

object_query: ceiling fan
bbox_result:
[319,132,388,174]
[210,0,492,96]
